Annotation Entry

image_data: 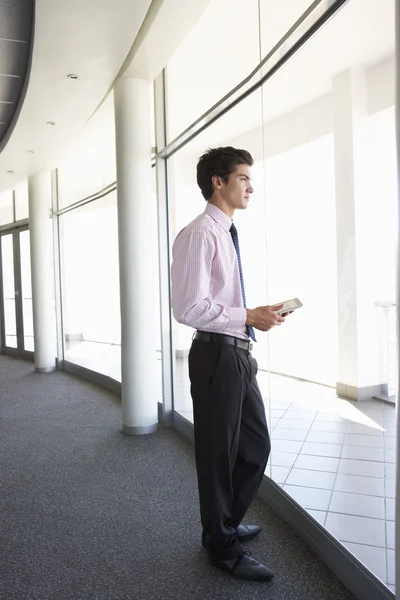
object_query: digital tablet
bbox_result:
[273,298,303,314]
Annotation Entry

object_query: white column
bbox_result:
[28,171,56,372]
[333,69,386,401]
[394,0,400,589]
[114,77,158,435]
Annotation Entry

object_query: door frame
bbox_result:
[0,222,33,360]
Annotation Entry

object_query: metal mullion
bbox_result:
[0,233,5,353]
[159,0,348,159]
[52,169,64,367]
[12,229,24,352]
[155,69,175,425]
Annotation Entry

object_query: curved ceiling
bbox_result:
[0,0,152,195]
[0,0,34,151]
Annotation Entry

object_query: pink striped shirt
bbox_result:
[171,203,248,339]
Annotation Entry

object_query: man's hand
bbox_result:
[246,304,286,332]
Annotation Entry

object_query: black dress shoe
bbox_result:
[210,552,274,581]
[237,524,261,542]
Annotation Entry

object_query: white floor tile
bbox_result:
[275,418,312,430]
[271,409,287,418]
[384,437,396,450]
[301,442,342,458]
[294,454,339,473]
[386,498,395,521]
[306,430,345,445]
[283,484,331,511]
[310,421,347,433]
[271,429,308,442]
[270,451,298,468]
[383,426,396,437]
[341,445,385,462]
[284,410,317,420]
[385,462,396,480]
[334,473,385,497]
[344,434,383,448]
[385,448,396,463]
[315,413,349,423]
[306,509,326,527]
[387,549,395,585]
[386,521,395,550]
[329,491,385,519]
[325,513,386,547]
[342,542,387,583]
[286,468,336,490]
[338,458,384,478]
[386,479,396,499]
[346,423,384,436]
[272,439,303,454]
[270,465,291,484]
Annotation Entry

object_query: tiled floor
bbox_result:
[173,358,397,593]
[64,342,396,593]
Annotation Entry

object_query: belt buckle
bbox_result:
[249,342,253,352]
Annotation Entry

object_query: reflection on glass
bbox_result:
[1,235,17,348]
[19,230,34,352]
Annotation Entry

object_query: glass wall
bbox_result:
[163,0,396,593]
[59,191,122,379]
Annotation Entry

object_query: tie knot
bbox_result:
[230,222,237,235]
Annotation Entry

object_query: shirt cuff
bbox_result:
[227,307,247,328]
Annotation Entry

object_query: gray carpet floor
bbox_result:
[0,355,356,600]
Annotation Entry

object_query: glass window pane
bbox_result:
[1,234,17,347]
[60,192,121,378]
[58,95,116,209]
[166,0,260,142]
[15,180,29,221]
[0,190,14,225]
[19,230,34,352]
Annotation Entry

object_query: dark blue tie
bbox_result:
[230,223,256,342]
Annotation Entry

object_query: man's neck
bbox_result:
[208,199,234,219]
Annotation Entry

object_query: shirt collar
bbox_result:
[205,202,232,233]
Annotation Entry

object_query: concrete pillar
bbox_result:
[114,77,158,435]
[28,171,56,372]
[333,69,386,401]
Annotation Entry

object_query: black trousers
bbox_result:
[188,338,271,560]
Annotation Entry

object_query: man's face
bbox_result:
[219,164,254,211]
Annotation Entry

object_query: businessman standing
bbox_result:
[171,147,288,581]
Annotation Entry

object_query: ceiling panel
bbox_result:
[0,39,30,76]
[0,76,22,104]
[0,0,33,42]
[0,0,34,150]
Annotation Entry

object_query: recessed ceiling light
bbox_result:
[67,74,78,79]
[47,121,55,126]
[27,150,34,154]
[7,170,14,174]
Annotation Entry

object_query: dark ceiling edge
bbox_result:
[0,0,36,157]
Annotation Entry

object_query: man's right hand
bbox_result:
[246,304,286,332]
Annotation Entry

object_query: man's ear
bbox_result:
[211,175,222,190]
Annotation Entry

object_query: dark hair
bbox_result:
[196,146,254,200]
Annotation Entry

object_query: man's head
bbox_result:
[196,147,254,215]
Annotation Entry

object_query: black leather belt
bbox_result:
[193,331,253,352]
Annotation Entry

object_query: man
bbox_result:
[171,147,289,582]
